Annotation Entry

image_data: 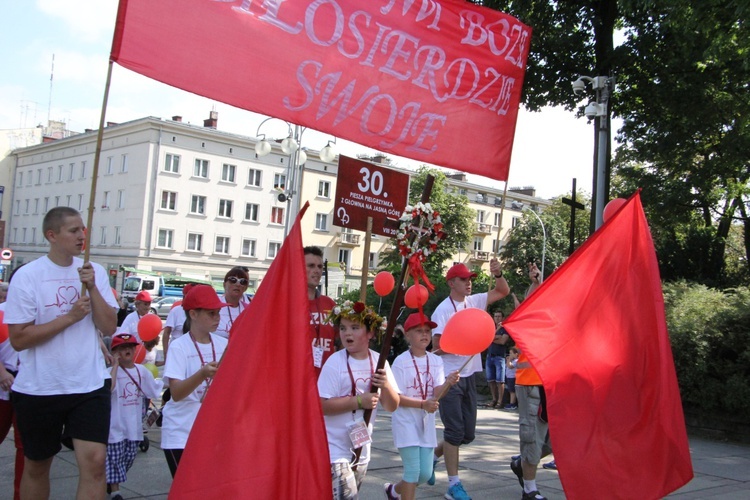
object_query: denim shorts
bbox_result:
[485,355,506,383]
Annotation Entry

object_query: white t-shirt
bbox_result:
[317,349,399,465]
[432,292,488,376]
[118,310,155,343]
[5,256,118,395]
[391,350,445,449]
[109,364,163,443]
[214,296,249,339]
[164,305,187,342]
[0,303,20,402]
[161,332,228,449]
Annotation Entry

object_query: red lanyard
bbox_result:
[410,352,430,400]
[346,351,374,397]
[449,297,466,313]
[311,297,321,339]
[120,366,143,396]
[189,333,216,366]
[225,302,245,331]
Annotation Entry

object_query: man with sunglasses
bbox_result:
[304,246,336,377]
[215,267,251,339]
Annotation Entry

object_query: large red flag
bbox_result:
[110,0,531,181]
[502,193,693,499]
[169,202,330,499]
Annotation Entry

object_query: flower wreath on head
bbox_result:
[326,300,387,337]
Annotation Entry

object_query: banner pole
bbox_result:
[492,181,510,259]
[359,217,373,302]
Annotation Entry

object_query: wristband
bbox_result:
[356,394,363,410]
[494,273,503,279]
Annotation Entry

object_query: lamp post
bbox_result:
[572,75,615,231]
[254,119,337,237]
[523,206,546,279]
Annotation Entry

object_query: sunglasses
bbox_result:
[226,276,249,286]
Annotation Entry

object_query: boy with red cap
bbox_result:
[118,290,155,342]
[385,313,459,500]
[106,333,163,499]
[161,285,228,477]
[430,259,509,500]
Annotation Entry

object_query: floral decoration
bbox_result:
[396,202,445,262]
[327,300,386,334]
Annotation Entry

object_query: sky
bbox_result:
[0,0,603,200]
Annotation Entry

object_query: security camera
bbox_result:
[572,78,586,95]
[277,192,288,202]
[584,102,600,120]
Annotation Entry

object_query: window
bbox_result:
[120,154,128,172]
[26,171,32,186]
[244,203,259,222]
[221,163,236,183]
[78,194,84,211]
[102,191,111,209]
[369,252,377,268]
[318,180,331,198]
[476,210,486,223]
[247,168,261,187]
[117,190,125,209]
[31,228,36,244]
[54,196,60,207]
[494,213,502,227]
[270,207,284,225]
[215,236,230,254]
[17,171,23,187]
[268,241,281,258]
[22,228,27,244]
[473,237,483,251]
[512,216,521,228]
[315,213,328,231]
[190,195,206,215]
[337,284,350,297]
[24,199,29,214]
[14,200,19,215]
[80,161,86,179]
[114,226,121,246]
[273,173,286,190]
[106,157,113,175]
[241,238,257,257]
[165,153,180,173]
[43,197,49,213]
[33,199,39,215]
[68,163,74,180]
[161,191,177,211]
[218,199,233,218]
[36,169,42,185]
[194,159,209,178]
[187,232,203,252]
[492,239,500,253]
[47,167,53,183]
[338,249,350,271]
[100,226,107,245]
[157,229,174,248]
[66,195,71,207]
[57,165,63,181]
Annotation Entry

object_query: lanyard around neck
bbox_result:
[410,352,430,400]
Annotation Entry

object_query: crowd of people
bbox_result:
[0,206,555,500]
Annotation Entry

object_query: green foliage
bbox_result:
[664,282,750,414]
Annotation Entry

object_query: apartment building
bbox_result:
[4,114,549,296]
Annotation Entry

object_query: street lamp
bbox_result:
[254,119,337,237]
[572,75,615,231]
[523,206,546,280]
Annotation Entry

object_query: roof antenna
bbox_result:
[47,54,55,124]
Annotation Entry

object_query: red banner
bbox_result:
[111,0,530,181]
[503,193,693,499]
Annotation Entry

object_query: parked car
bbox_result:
[150,296,181,319]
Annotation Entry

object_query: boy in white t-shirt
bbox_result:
[106,333,163,499]
[317,301,400,500]
[6,207,118,499]
[385,313,459,500]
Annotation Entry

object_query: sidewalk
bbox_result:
[1,403,749,499]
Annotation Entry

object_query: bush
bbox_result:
[664,282,750,415]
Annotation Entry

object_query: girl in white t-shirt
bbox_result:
[161,285,228,477]
[317,301,400,500]
[385,313,459,500]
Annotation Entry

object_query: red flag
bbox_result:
[169,202,330,499]
[111,0,531,181]
[502,193,693,499]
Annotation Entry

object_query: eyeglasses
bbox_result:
[226,276,249,286]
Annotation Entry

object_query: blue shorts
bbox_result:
[485,355,506,383]
[505,377,516,393]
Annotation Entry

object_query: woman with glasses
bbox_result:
[215,267,251,339]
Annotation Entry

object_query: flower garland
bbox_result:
[396,202,445,262]
[326,300,386,334]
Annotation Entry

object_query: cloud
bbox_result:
[36,0,118,43]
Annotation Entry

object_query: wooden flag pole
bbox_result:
[359,217,373,302]
[492,181,510,259]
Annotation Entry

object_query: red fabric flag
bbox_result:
[111,0,531,181]
[502,193,693,499]
[169,202,330,499]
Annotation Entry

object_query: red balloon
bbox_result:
[137,314,163,341]
[373,272,395,297]
[133,344,147,364]
[440,309,495,356]
[404,284,428,309]
[603,198,628,222]
[171,300,183,309]
[0,310,8,344]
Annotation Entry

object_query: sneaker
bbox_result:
[511,454,521,461]
[510,457,524,487]
[445,482,471,500]
[504,404,518,410]
[521,490,547,500]
[542,460,557,470]
[111,494,124,500]
[384,482,398,499]
[427,458,438,486]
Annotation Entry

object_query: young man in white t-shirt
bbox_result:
[430,261,509,500]
[6,206,118,499]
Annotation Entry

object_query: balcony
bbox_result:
[474,222,493,235]
[470,250,490,262]
[337,232,360,247]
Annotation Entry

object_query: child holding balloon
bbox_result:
[385,313,459,500]
[318,300,400,500]
[106,333,163,499]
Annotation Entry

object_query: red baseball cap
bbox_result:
[403,312,438,332]
[445,263,477,281]
[135,291,153,302]
[182,285,228,312]
[182,283,196,297]
[111,333,140,349]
